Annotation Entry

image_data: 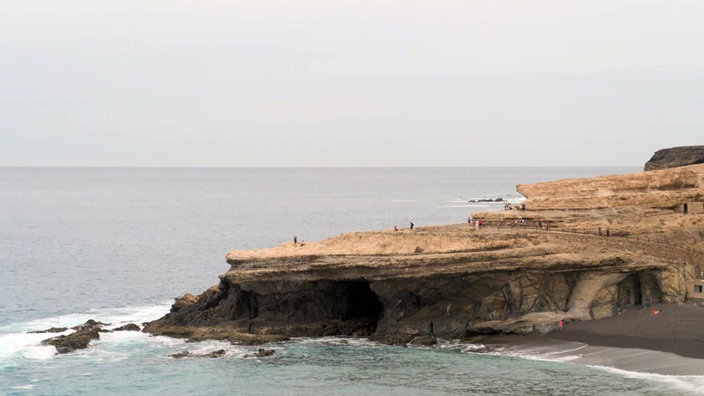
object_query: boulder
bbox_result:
[644,146,704,171]
[113,323,141,332]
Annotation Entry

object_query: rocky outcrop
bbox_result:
[113,323,141,332]
[28,327,68,334]
[41,320,105,354]
[645,146,704,171]
[243,348,275,358]
[169,349,226,359]
[145,163,704,344]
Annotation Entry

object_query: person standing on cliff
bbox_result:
[410,222,414,230]
[293,236,297,246]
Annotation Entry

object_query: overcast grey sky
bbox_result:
[1,1,702,167]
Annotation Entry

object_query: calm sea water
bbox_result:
[3,167,702,395]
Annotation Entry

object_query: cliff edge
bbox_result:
[145,164,704,345]
[645,145,704,171]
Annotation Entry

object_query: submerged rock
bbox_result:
[243,348,275,358]
[169,349,226,359]
[28,327,68,334]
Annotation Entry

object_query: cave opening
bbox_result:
[338,280,383,322]
[617,272,663,308]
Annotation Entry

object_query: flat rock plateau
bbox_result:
[145,161,704,347]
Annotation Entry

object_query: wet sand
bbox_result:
[483,303,704,375]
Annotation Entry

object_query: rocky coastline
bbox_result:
[144,158,704,356]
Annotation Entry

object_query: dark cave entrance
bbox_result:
[617,272,663,308]
[337,281,383,322]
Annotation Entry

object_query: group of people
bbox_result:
[468,216,487,230]
[393,222,415,232]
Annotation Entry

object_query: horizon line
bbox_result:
[0,165,643,169]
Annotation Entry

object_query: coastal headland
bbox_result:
[145,149,704,360]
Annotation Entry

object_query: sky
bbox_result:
[1,1,702,167]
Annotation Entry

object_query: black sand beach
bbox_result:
[483,303,704,375]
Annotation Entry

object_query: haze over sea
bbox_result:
[3,166,703,395]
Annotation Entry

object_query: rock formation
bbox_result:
[145,163,704,344]
[645,145,704,171]
[41,320,106,354]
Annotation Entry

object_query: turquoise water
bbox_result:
[3,167,701,395]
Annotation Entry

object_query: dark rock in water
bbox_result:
[470,198,504,203]
[41,328,100,354]
[40,319,110,353]
[71,319,109,332]
[169,349,226,359]
[409,335,437,346]
[169,351,191,359]
[28,327,68,334]
[644,146,704,171]
[244,348,275,358]
[113,323,141,332]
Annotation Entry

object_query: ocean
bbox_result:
[2,167,703,395]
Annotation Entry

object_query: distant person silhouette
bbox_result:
[410,222,414,230]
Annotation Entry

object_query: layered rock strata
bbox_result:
[145,164,704,344]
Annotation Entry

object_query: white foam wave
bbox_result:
[0,302,171,334]
[11,385,36,390]
[0,303,172,365]
[167,340,249,359]
[480,341,704,394]
[591,365,704,395]
[0,331,62,363]
[293,336,381,348]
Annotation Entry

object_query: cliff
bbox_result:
[645,145,704,171]
[145,164,704,344]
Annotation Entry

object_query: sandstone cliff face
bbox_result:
[517,164,704,211]
[645,146,704,171]
[145,165,704,343]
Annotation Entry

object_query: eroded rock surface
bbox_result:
[645,146,704,171]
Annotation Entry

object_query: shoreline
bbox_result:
[482,303,704,375]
